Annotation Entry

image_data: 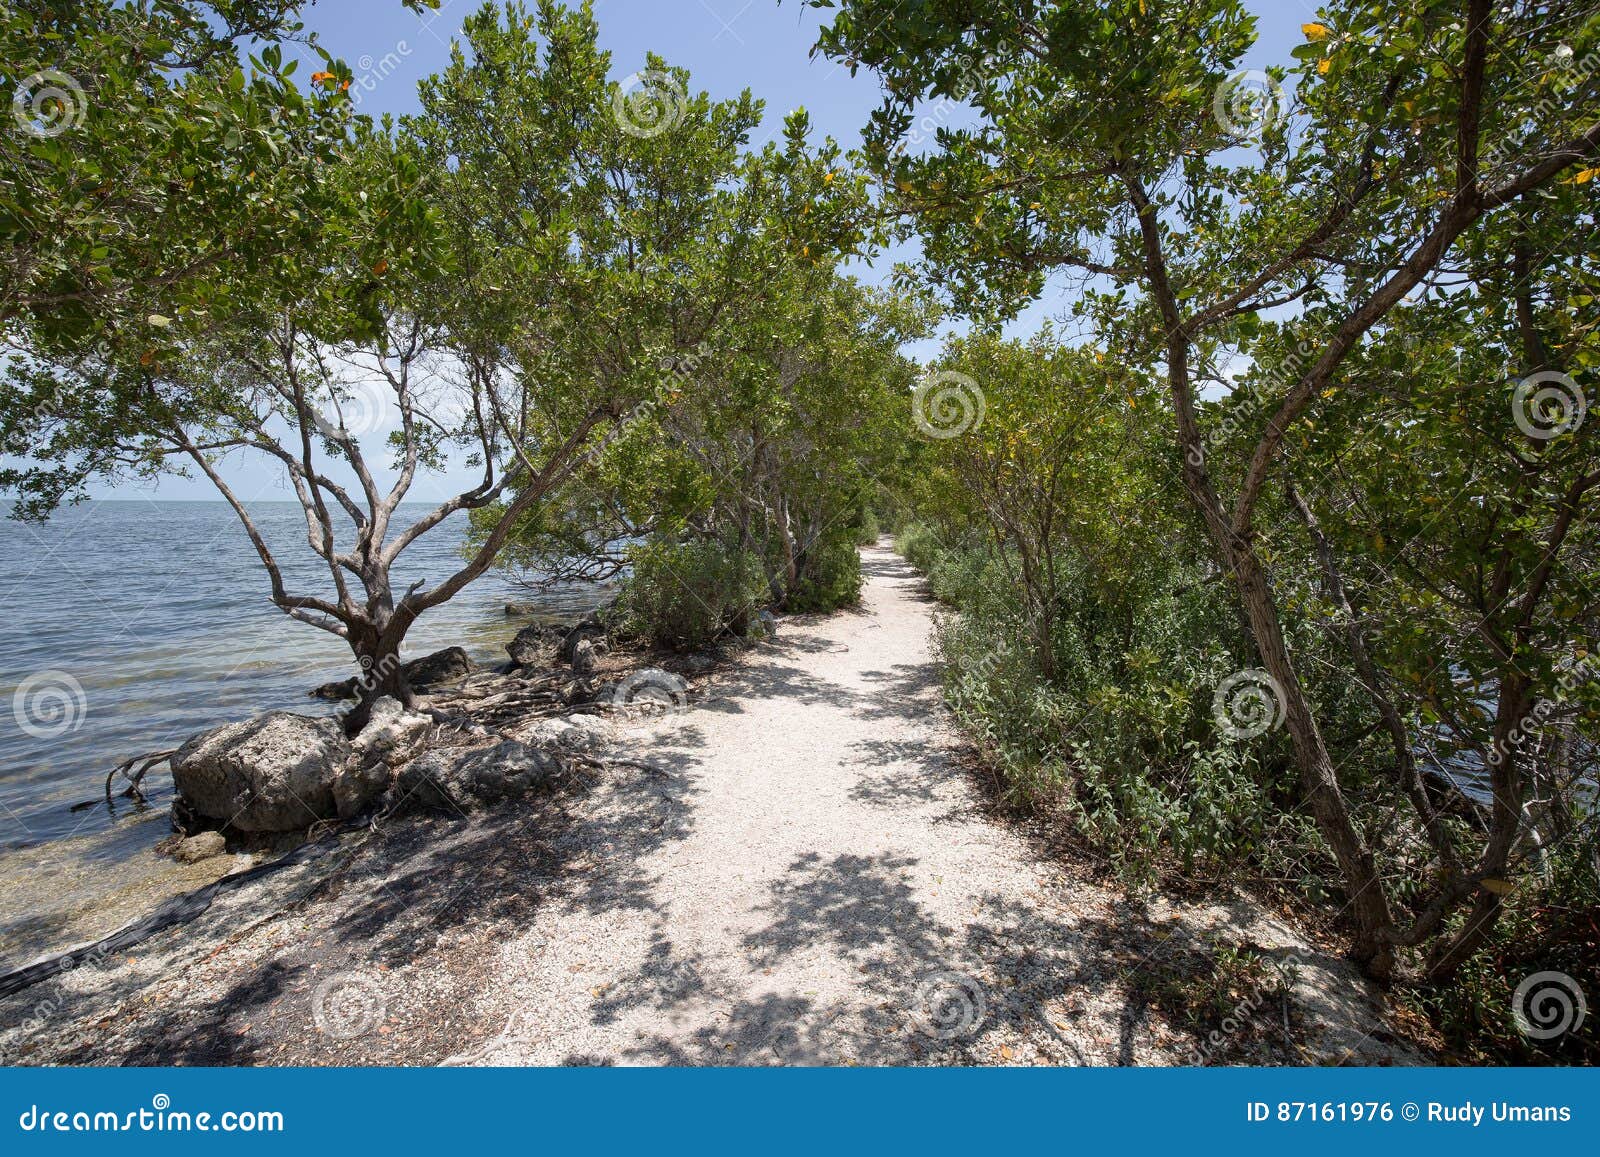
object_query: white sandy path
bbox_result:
[443,544,1056,1063]
[445,544,1295,1066]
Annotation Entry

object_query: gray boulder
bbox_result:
[560,617,606,664]
[308,647,475,701]
[571,638,600,678]
[171,712,373,832]
[172,831,228,863]
[405,646,474,689]
[390,740,561,814]
[506,623,561,667]
[526,713,609,753]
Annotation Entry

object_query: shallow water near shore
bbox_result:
[0,499,603,964]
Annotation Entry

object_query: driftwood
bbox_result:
[104,749,176,804]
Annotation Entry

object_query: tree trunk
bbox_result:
[345,624,416,737]
[777,495,798,607]
[1229,544,1399,978]
[1425,675,1532,979]
[1286,480,1458,872]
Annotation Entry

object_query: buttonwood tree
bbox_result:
[0,0,438,353]
[809,0,1600,976]
[1,2,771,732]
[480,108,926,613]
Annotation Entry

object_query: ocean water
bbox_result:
[0,500,602,855]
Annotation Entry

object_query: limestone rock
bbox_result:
[390,740,561,814]
[172,831,227,863]
[171,713,360,833]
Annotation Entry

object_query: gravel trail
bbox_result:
[443,544,1417,1066]
[449,543,1089,1064]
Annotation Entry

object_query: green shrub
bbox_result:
[617,538,766,649]
[789,532,863,612]
[895,521,943,574]
[1399,847,1600,1064]
[905,522,1276,883]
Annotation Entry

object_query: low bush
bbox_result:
[1399,847,1600,1064]
[788,532,864,612]
[616,538,766,649]
[902,522,1278,883]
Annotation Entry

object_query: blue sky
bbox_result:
[87,0,1318,500]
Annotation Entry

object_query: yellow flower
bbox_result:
[1302,23,1330,41]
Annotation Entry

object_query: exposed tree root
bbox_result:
[104,749,176,804]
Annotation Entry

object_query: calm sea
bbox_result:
[0,500,599,855]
